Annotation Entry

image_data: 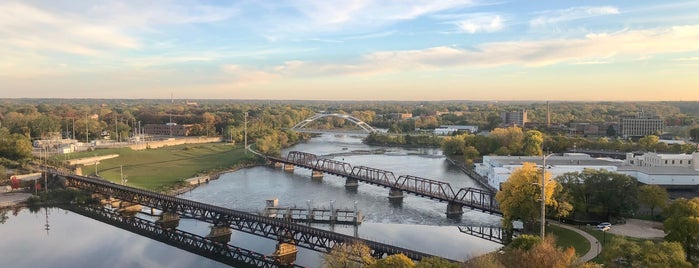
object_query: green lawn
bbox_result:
[548,225,591,256]
[60,143,259,191]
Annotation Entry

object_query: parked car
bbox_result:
[595,222,612,231]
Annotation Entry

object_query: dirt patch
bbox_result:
[608,218,665,239]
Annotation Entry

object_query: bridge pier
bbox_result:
[345,178,359,189]
[157,212,180,229]
[207,225,232,244]
[273,162,284,169]
[283,164,295,173]
[272,242,298,266]
[446,202,464,220]
[388,188,404,203]
[311,170,323,180]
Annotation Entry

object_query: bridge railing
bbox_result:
[314,159,352,175]
[453,187,499,211]
[350,166,397,186]
[394,175,455,199]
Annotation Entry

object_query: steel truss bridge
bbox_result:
[66,204,298,268]
[291,113,377,133]
[268,151,502,216]
[59,173,445,262]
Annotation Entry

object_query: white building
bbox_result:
[433,125,479,135]
[475,152,699,191]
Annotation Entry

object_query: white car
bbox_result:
[596,222,612,231]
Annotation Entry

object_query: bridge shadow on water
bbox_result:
[64,204,300,268]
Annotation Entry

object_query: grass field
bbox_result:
[547,225,591,257]
[62,143,259,191]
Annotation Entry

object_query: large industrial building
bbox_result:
[475,152,699,191]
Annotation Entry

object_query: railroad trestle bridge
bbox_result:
[57,172,445,263]
[268,151,502,218]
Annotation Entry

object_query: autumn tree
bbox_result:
[496,162,558,232]
[663,197,699,261]
[500,235,577,268]
[369,254,414,268]
[638,135,659,151]
[323,242,376,268]
[522,130,544,156]
[414,257,459,268]
[638,185,668,217]
[490,126,524,155]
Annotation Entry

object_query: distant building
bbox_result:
[433,125,479,135]
[500,110,527,127]
[386,113,413,120]
[475,152,699,191]
[619,112,663,138]
[144,123,192,136]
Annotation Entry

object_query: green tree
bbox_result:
[557,170,638,220]
[663,197,699,261]
[441,136,465,156]
[602,237,690,268]
[0,128,33,160]
[491,127,524,155]
[496,162,557,232]
[689,127,699,142]
[522,130,544,156]
[638,185,668,217]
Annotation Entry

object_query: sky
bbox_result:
[1,0,698,101]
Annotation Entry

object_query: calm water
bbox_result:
[0,134,500,267]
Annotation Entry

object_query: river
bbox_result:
[0,134,500,267]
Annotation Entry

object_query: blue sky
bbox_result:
[1,0,698,100]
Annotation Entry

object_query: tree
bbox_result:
[0,128,33,160]
[638,135,659,151]
[606,125,617,137]
[500,236,577,268]
[522,130,544,156]
[638,185,668,217]
[690,127,699,142]
[557,170,638,220]
[323,242,376,268]
[663,197,699,261]
[491,127,524,155]
[440,136,465,156]
[369,254,414,268]
[602,237,690,268]
[496,162,557,232]
[415,257,459,268]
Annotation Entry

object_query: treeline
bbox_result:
[363,132,442,147]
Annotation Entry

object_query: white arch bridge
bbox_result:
[291,113,377,133]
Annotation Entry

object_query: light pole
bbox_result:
[244,111,248,154]
[541,153,553,239]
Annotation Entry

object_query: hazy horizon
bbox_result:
[1,1,698,101]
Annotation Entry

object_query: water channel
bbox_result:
[0,134,500,267]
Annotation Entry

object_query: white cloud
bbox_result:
[267,25,699,77]
[0,2,139,55]
[455,14,505,33]
[530,6,620,27]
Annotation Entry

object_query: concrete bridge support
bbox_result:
[283,164,295,173]
[388,188,404,203]
[158,212,180,229]
[345,178,359,189]
[446,202,464,219]
[273,162,284,169]
[311,170,324,180]
[272,242,298,266]
[207,225,232,244]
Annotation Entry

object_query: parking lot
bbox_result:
[607,218,665,239]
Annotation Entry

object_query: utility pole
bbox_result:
[244,111,248,154]
[85,113,89,143]
[541,152,553,239]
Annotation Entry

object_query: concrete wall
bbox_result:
[129,137,222,150]
[67,154,120,166]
